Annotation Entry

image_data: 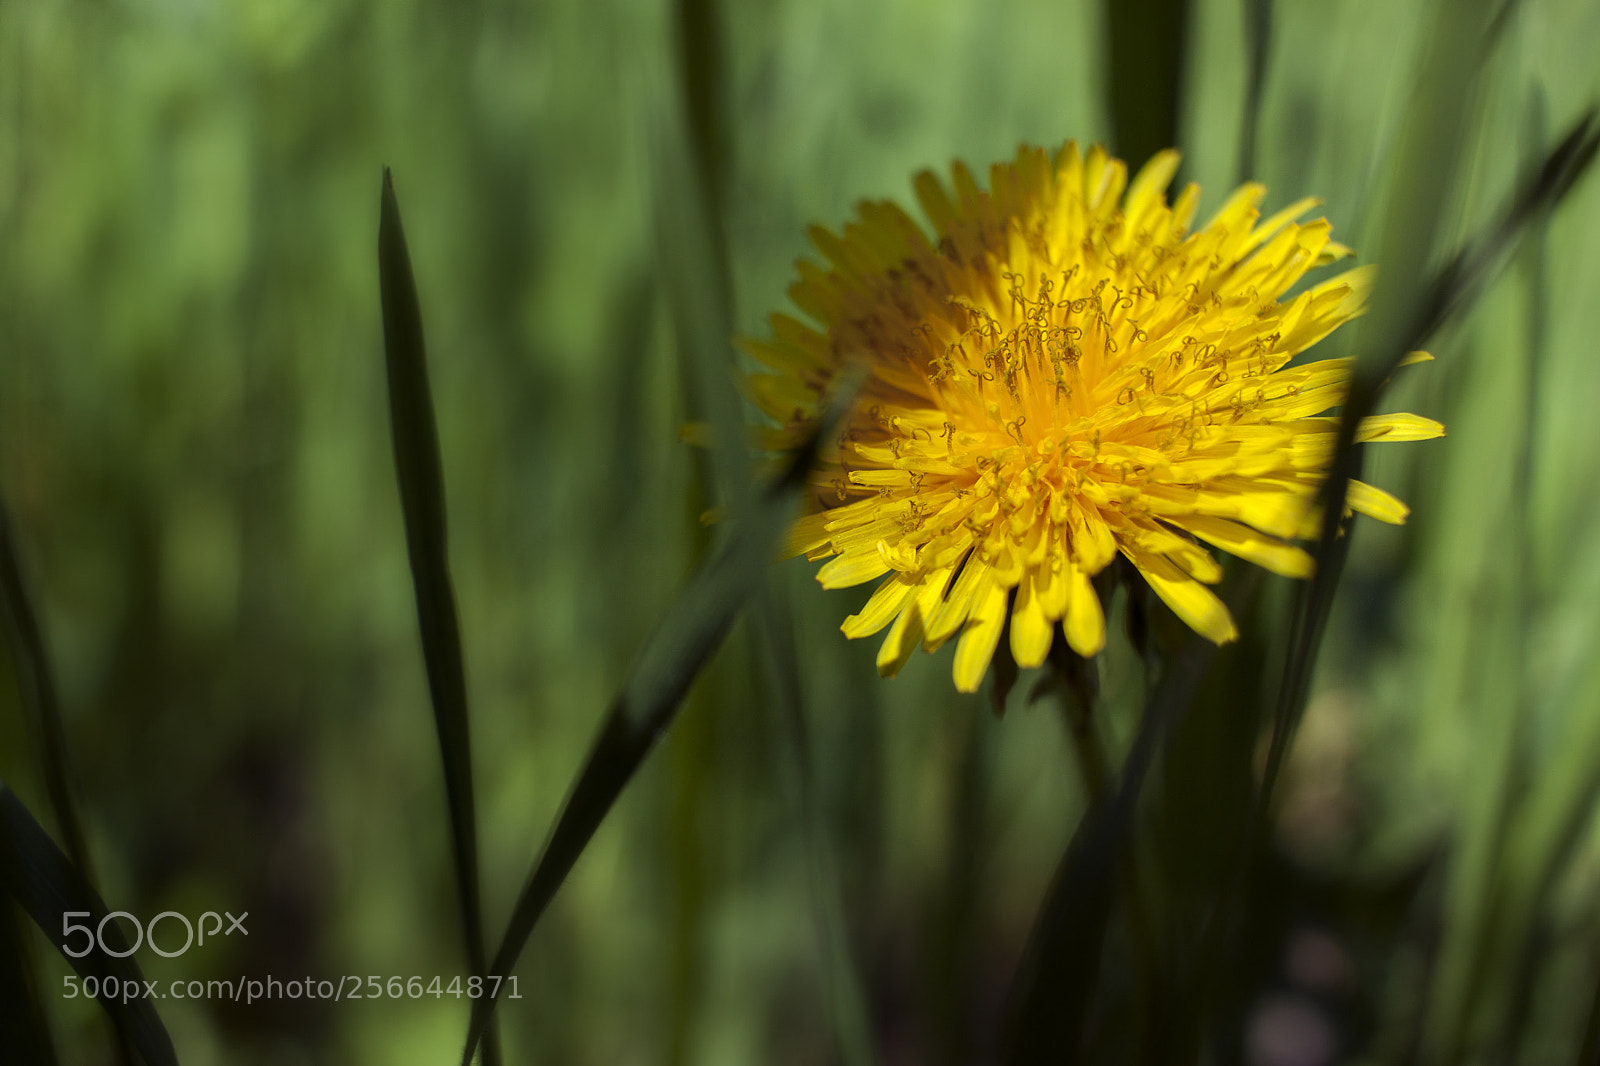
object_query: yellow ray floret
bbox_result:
[752,142,1443,693]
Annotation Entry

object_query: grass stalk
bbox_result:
[1236,0,1273,182]
[0,782,176,1066]
[0,499,94,888]
[1102,0,1190,165]
[457,383,859,1066]
[376,170,499,1066]
[1002,570,1261,1064]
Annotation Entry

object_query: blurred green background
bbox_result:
[2,0,1599,1063]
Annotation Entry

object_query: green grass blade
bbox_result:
[0,498,94,885]
[1,892,59,1066]
[376,169,498,1065]
[458,384,857,1066]
[1257,105,1600,817]
[657,0,749,521]
[1256,0,1493,817]
[1103,0,1191,165]
[0,782,176,1066]
[1577,918,1600,1066]
[1236,0,1273,181]
[1002,572,1262,1065]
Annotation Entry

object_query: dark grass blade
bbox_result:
[674,0,727,215]
[659,0,750,523]
[1257,107,1600,812]
[1001,572,1261,1065]
[377,170,498,1065]
[1103,0,1191,165]
[0,498,94,885]
[459,385,857,1066]
[1001,637,1213,1064]
[1,893,59,1066]
[1194,107,1600,1051]
[0,783,176,1066]
[661,9,876,1056]
[1579,954,1600,1066]
[1236,0,1273,181]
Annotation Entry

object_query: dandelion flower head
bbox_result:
[744,143,1442,693]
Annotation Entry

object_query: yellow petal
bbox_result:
[1124,547,1238,645]
[1313,240,1354,265]
[1068,497,1118,572]
[785,510,834,558]
[1345,480,1409,524]
[1182,513,1314,578]
[876,602,925,678]
[953,580,1008,694]
[1036,551,1069,620]
[1063,562,1105,657]
[1124,150,1181,226]
[818,549,892,589]
[1242,196,1321,253]
[926,555,991,647]
[842,575,917,638]
[1009,570,1053,670]
[1356,413,1446,442]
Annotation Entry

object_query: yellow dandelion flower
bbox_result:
[745,143,1443,694]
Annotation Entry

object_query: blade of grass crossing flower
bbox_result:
[1247,87,1597,1066]
[0,783,176,1066]
[666,4,876,1056]
[0,499,94,886]
[377,170,499,1066]
[459,381,860,1066]
[1214,98,1600,1066]
[1255,93,1599,822]
[1259,0,1495,814]
[1267,108,1600,828]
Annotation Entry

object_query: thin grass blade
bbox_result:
[1258,0,1493,816]
[1236,0,1273,181]
[0,783,176,1066]
[458,382,858,1066]
[659,4,876,1058]
[1002,570,1261,1065]
[656,0,749,522]
[377,169,498,1065]
[1,891,59,1066]
[1257,105,1599,815]
[1102,0,1190,166]
[0,498,94,884]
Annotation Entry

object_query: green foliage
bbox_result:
[2,0,1599,1063]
